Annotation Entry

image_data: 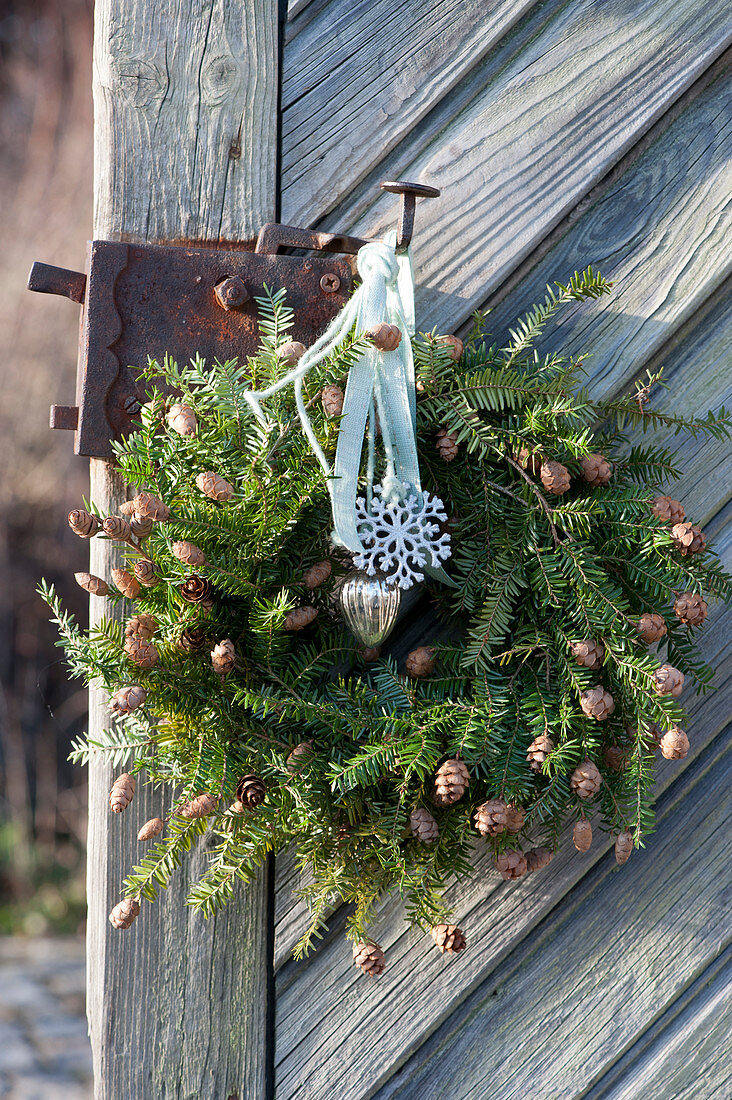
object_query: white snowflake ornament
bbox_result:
[353,484,451,589]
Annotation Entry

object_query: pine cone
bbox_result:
[74,572,110,596]
[579,686,615,720]
[573,818,592,851]
[276,340,306,365]
[570,638,605,670]
[474,798,508,837]
[109,773,136,813]
[513,447,542,476]
[211,639,236,675]
[615,830,634,865]
[651,495,685,524]
[284,606,318,631]
[433,759,470,806]
[68,508,100,538]
[580,453,613,486]
[132,491,170,522]
[526,847,553,873]
[179,793,218,819]
[505,803,525,835]
[353,942,385,977]
[671,521,706,556]
[286,741,315,773]
[167,402,198,436]
[112,568,141,599]
[137,817,165,841]
[660,726,689,760]
[125,614,158,640]
[431,924,466,954]
[133,559,159,587]
[109,898,140,929]
[435,427,459,462]
[303,560,331,589]
[124,636,159,669]
[130,514,154,539]
[366,322,401,351]
[235,774,266,808]
[636,613,667,643]
[495,849,528,880]
[177,626,208,652]
[570,760,603,799]
[110,684,147,717]
[359,645,381,663]
[674,592,708,627]
[321,384,345,418]
[180,574,213,604]
[526,734,554,773]
[406,646,437,678]
[172,540,207,567]
[653,664,684,697]
[429,334,463,361]
[540,460,571,495]
[102,515,132,542]
[196,470,235,501]
[603,745,627,772]
[410,807,439,844]
[119,501,136,516]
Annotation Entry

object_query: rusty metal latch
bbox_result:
[28,180,438,457]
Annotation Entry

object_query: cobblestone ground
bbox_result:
[0,937,92,1100]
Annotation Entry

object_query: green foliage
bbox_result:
[40,275,731,952]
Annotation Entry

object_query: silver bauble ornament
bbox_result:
[339,570,401,647]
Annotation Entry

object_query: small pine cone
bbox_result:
[653,664,684,698]
[513,446,543,476]
[102,515,132,542]
[109,773,136,813]
[674,592,708,627]
[615,830,634,865]
[177,626,208,652]
[172,540,207,568]
[284,606,318,631]
[109,898,140,930]
[196,470,235,502]
[660,726,689,760]
[180,574,213,604]
[137,817,165,841]
[112,568,141,599]
[527,735,554,773]
[570,638,605,670]
[303,560,331,589]
[526,847,554,873]
[540,460,571,495]
[435,427,459,462]
[603,745,627,772]
[211,639,236,675]
[353,942,386,977]
[276,340,306,365]
[286,741,315,772]
[579,686,615,720]
[130,513,154,539]
[359,645,381,663]
[431,924,466,954]
[410,807,439,844]
[110,684,147,717]
[167,402,198,436]
[433,759,470,806]
[505,803,525,835]
[75,572,110,596]
[132,491,170,522]
[366,322,401,351]
[68,508,100,538]
[321,384,345,418]
[570,760,603,799]
[580,453,613,486]
[636,613,667,643]
[405,646,437,678]
[495,849,528,880]
[474,798,508,837]
[124,636,159,669]
[179,793,218,819]
[235,774,266,808]
[125,614,158,640]
[119,500,136,516]
[133,559,159,588]
[429,334,463,361]
[651,495,685,525]
[670,521,706,557]
[573,818,592,851]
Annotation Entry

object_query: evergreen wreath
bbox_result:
[42,270,731,972]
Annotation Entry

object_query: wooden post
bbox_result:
[87,3,278,1096]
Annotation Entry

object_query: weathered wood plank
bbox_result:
[87,3,279,1097]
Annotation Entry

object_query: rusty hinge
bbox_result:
[28,181,438,457]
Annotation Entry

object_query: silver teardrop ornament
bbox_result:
[339,571,401,647]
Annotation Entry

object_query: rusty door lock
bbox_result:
[28,180,438,457]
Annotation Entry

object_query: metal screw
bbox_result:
[124,396,141,414]
[320,272,341,293]
[380,180,441,253]
[214,275,250,310]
